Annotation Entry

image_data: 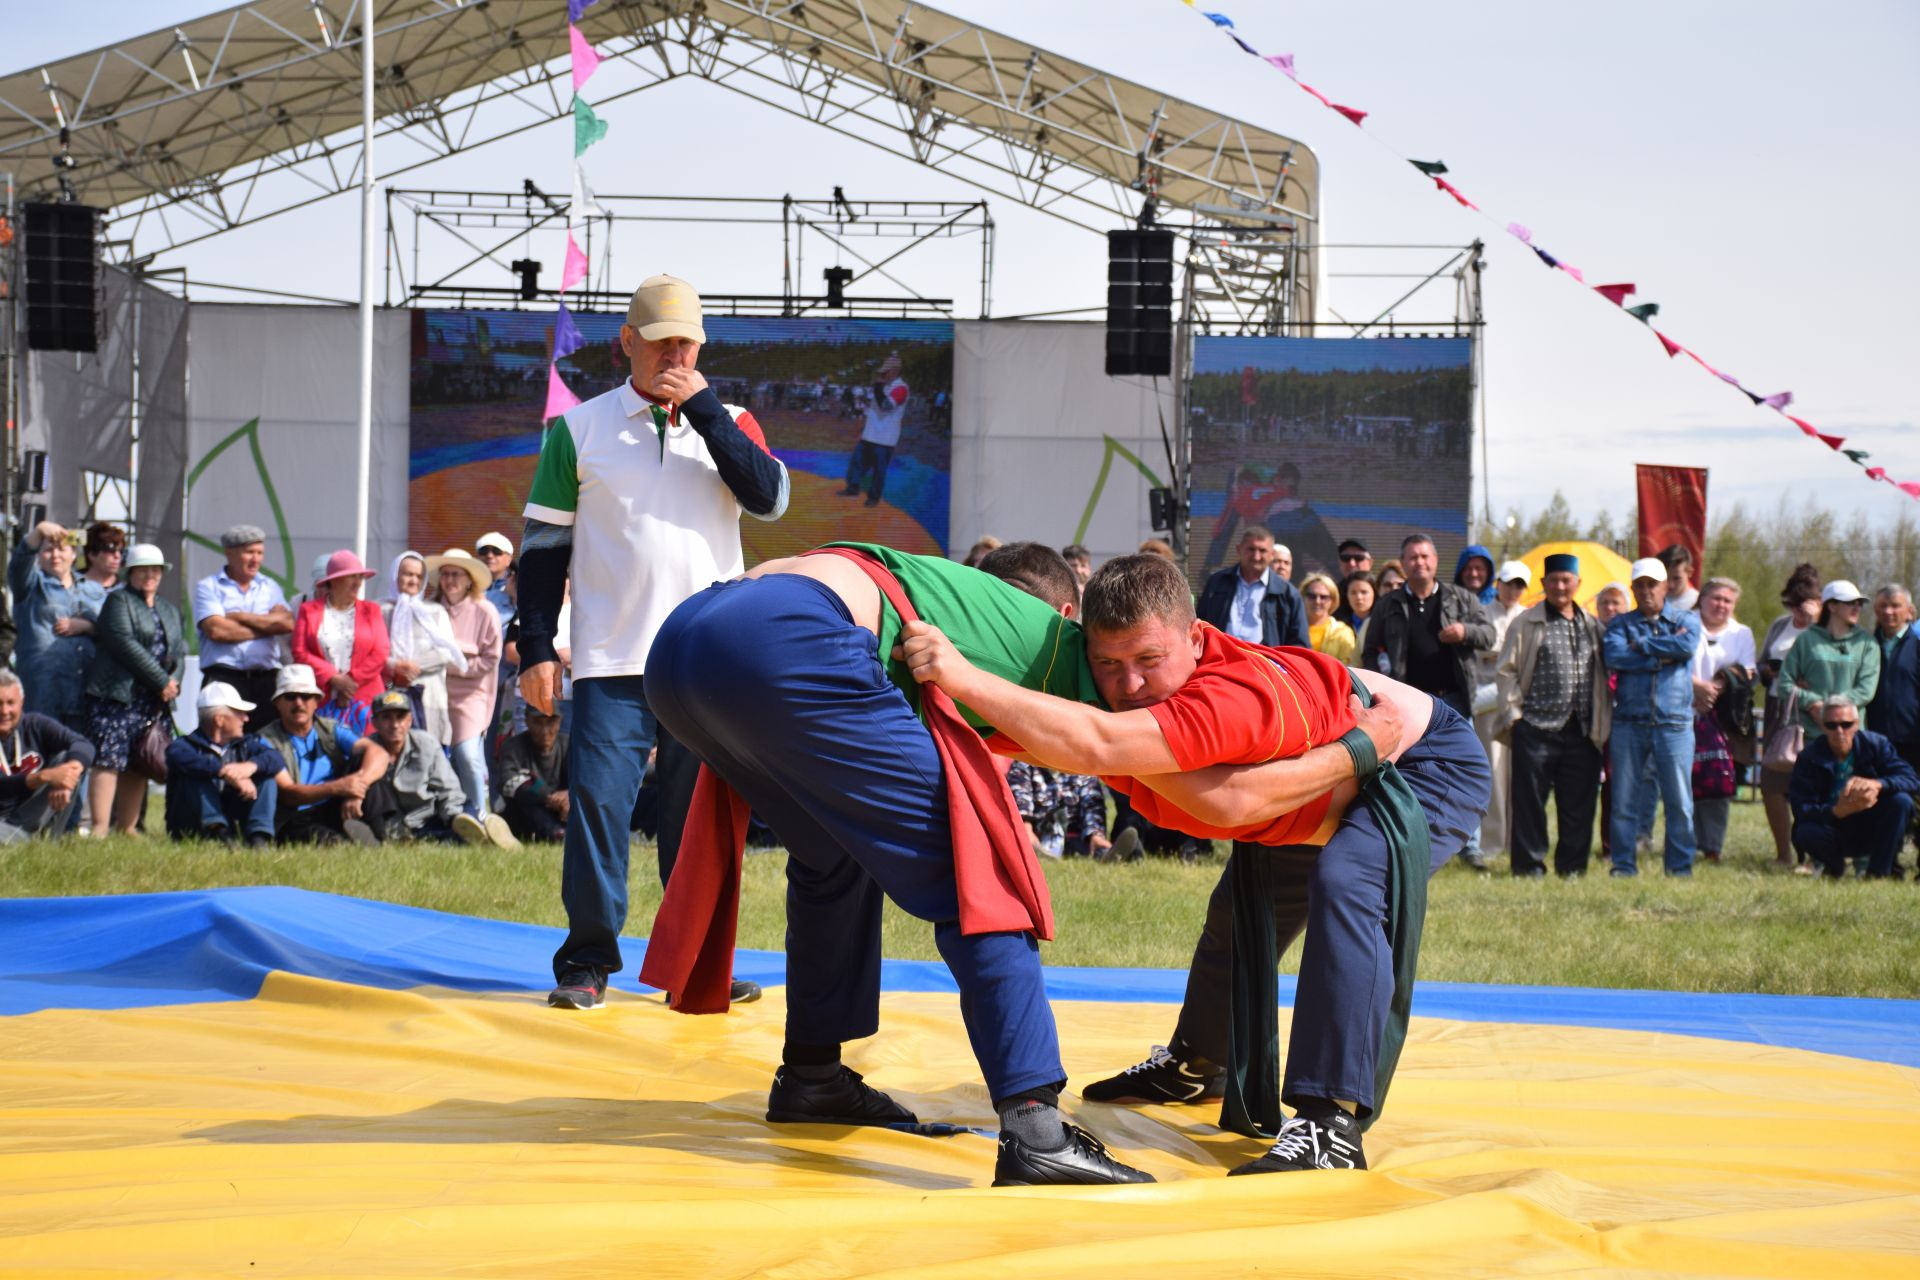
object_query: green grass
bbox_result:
[7,793,1917,999]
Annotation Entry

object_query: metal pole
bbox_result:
[2,172,15,535]
[354,1,377,563]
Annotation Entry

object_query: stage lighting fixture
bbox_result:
[510,258,542,301]
[824,266,854,309]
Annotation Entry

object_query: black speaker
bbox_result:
[23,203,102,353]
[1105,228,1175,377]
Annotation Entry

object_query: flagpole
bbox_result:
[354,1,377,563]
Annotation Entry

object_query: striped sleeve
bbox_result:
[523,418,579,525]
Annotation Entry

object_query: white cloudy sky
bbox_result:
[10,0,1918,526]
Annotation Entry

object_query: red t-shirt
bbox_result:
[1105,627,1358,846]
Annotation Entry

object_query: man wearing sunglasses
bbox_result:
[1787,693,1918,879]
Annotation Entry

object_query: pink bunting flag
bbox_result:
[1654,331,1684,358]
[1867,467,1888,481]
[1761,391,1793,410]
[569,23,601,93]
[1298,81,1333,108]
[1786,415,1819,437]
[1433,176,1478,209]
[1332,103,1368,126]
[561,232,589,292]
[1556,262,1585,283]
[1506,223,1533,243]
[544,363,582,420]
[1817,432,1847,451]
[1899,482,1920,500]
[1593,283,1636,306]
[1264,53,1295,77]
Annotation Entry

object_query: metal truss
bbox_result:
[384,186,993,315]
[0,0,1318,329]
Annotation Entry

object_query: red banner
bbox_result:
[1637,464,1709,588]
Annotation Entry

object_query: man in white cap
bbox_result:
[519,273,790,1010]
[259,664,390,846]
[1601,558,1703,876]
[1472,561,1532,860]
[163,681,287,846]
[840,350,909,507]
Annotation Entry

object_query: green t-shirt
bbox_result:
[825,542,1101,727]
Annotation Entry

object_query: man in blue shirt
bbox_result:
[1602,557,1704,876]
[259,664,389,846]
[192,524,292,733]
[1789,694,1918,878]
[1195,524,1309,649]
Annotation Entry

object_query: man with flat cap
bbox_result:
[518,274,791,1010]
[1492,552,1611,877]
[194,524,292,733]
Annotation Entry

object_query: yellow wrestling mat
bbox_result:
[5,974,1917,1279]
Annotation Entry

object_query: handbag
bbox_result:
[1692,712,1736,799]
[130,714,173,783]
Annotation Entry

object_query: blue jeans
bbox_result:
[449,736,489,820]
[1609,721,1697,875]
[550,675,658,982]
[164,774,279,841]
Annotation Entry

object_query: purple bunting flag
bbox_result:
[1264,53,1295,77]
[1230,33,1258,55]
[1761,391,1793,410]
[553,302,585,361]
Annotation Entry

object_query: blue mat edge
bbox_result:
[4,886,1915,1069]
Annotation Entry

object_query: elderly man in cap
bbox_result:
[193,524,292,733]
[519,273,790,1011]
[1789,694,1918,878]
[360,689,516,846]
[498,703,570,843]
[164,681,285,846]
[1494,553,1610,876]
[260,664,390,846]
[841,350,910,507]
[1603,557,1704,876]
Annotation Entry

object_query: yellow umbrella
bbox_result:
[1516,541,1635,610]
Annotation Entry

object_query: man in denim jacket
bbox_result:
[1597,560,1704,882]
[1602,558,1704,876]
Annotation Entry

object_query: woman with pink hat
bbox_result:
[427,547,503,819]
[291,549,391,734]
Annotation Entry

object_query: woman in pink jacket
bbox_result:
[428,548,502,818]
[291,550,389,734]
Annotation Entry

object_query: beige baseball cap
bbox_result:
[626,274,706,343]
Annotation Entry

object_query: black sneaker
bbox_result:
[766,1065,917,1127]
[993,1122,1156,1187]
[1228,1111,1367,1174]
[548,967,607,1010]
[1081,1045,1226,1105]
[729,978,763,1004]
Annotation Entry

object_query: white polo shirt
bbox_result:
[525,378,781,681]
[860,377,910,448]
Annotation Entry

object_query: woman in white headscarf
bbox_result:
[380,550,468,746]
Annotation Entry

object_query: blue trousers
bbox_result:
[550,675,658,981]
[645,574,1064,1102]
[164,775,279,841]
[1794,791,1913,878]
[1172,697,1490,1117]
[1610,720,1696,875]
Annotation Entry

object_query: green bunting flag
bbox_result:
[573,95,608,155]
[1409,159,1448,176]
[1625,303,1660,323]
[1844,449,1871,465]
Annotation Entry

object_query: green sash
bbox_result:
[1220,669,1432,1138]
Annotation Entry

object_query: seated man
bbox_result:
[361,690,515,847]
[163,681,284,846]
[499,704,569,843]
[899,552,1488,1175]
[0,669,93,842]
[1789,694,1917,879]
[259,664,390,846]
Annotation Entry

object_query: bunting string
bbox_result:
[544,0,608,422]
[1179,2,1911,501]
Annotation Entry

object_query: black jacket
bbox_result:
[1789,727,1920,826]
[0,713,95,805]
[1868,628,1920,746]
[1195,568,1309,649]
[1360,582,1496,701]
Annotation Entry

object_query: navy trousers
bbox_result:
[1170,697,1489,1117]
[164,775,279,842]
[1794,790,1914,879]
[645,573,1064,1102]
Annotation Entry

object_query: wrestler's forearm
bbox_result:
[956,670,1179,776]
[1133,743,1355,829]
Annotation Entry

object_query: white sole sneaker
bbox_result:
[451,813,489,845]
[482,813,522,850]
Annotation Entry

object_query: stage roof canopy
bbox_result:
[1,0,1321,324]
